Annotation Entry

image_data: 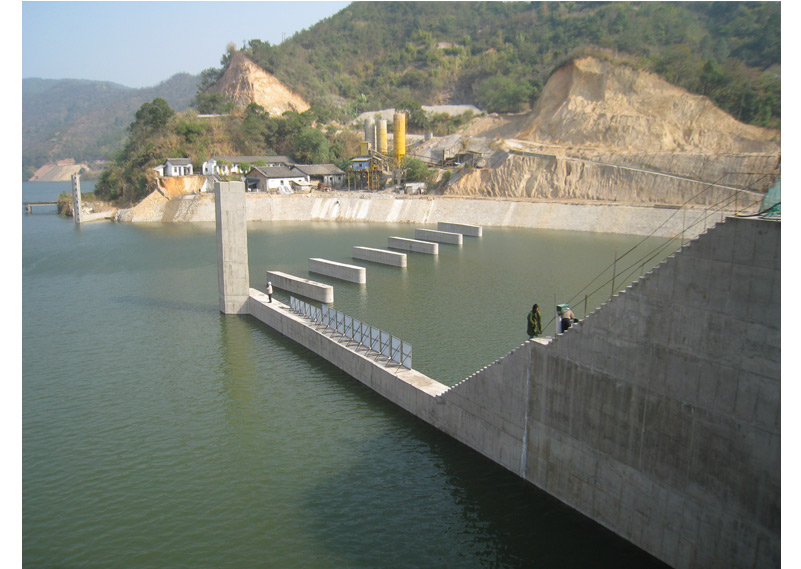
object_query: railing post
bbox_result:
[610,250,617,300]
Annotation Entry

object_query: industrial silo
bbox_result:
[364,118,376,151]
[378,119,388,155]
[393,112,406,163]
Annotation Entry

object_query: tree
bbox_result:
[475,75,531,113]
[292,127,330,164]
[193,93,232,114]
[403,157,432,183]
[175,120,207,144]
[396,100,429,131]
[131,98,174,132]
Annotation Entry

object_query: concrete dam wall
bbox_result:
[433,215,780,569]
[214,183,779,569]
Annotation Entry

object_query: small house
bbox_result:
[155,158,194,177]
[202,155,293,176]
[244,166,310,193]
[295,164,346,188]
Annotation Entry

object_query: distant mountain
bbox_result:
[22,73,199,179]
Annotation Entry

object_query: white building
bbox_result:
[202,155,292,176]
[244,166,311,193]
[294,164,346,188]
[155,158,194,177]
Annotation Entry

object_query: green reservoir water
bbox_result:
[23,181,674,568]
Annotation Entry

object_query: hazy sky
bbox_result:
[22,1,351,88]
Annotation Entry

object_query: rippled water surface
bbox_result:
[23,182,673,568]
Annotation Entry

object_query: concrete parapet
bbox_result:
[309,258,367,284]
[415,228,463,245]
[388,236,439,255]
[438,222,483,237]
[247,289,449,406]
[266,270,334,304]
[352,246,408,267]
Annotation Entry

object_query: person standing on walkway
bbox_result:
[266,281,273,303]
[527,304,542,338]
[559,306,576,332]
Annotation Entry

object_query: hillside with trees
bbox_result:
[22,74,199,180]
[234,1,779,128]
[90,1,780,202]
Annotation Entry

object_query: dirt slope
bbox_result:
[466,57,779,155]
[207,51,310,115]
[452,57,779,206]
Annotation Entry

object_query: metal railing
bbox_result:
[289,297,413,370]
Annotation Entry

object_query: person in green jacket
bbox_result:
[527,304,542,338]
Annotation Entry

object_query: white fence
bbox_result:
[289,297,413,369]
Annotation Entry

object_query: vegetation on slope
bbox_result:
[22,74,199,180]
[227,1,778,128]
[95,1,780,202]
[94,99,366,203]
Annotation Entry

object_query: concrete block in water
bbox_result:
[415,228,463,245]
[388,236,439,255]
[309,258,367,284]
[352,246,407,267]
[438,222,483,237]
[266,270,334,303]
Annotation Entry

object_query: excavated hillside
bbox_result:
[206,51,310,115]
[451,57,780,207]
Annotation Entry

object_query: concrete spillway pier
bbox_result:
[415,228,463,245]
[309,258,367,284]
[352,246,408,267]
[215,181,250,314]
[215,180,779,569]
[71,174,83,224]
[266,270,334,303]
[388,236,438,255]
[438,222,482,237]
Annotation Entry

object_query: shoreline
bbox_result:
[114,191,748,239]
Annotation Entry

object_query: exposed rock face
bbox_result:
[206,51,310,115]
[453,57,779,206]
[30,160,85,182]
[515,57,779,154]
[158,175,207,197]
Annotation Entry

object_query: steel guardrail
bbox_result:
[289,297,412,369]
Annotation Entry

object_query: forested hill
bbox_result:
[224,1,778,129]
[22,74,199,180]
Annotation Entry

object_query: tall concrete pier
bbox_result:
[71,174,83,224]
[215,181,250,314]
[215,189,780,568]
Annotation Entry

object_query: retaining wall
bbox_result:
[244,216,780,569]
[124,191,730,239]
[431,216,780,569]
